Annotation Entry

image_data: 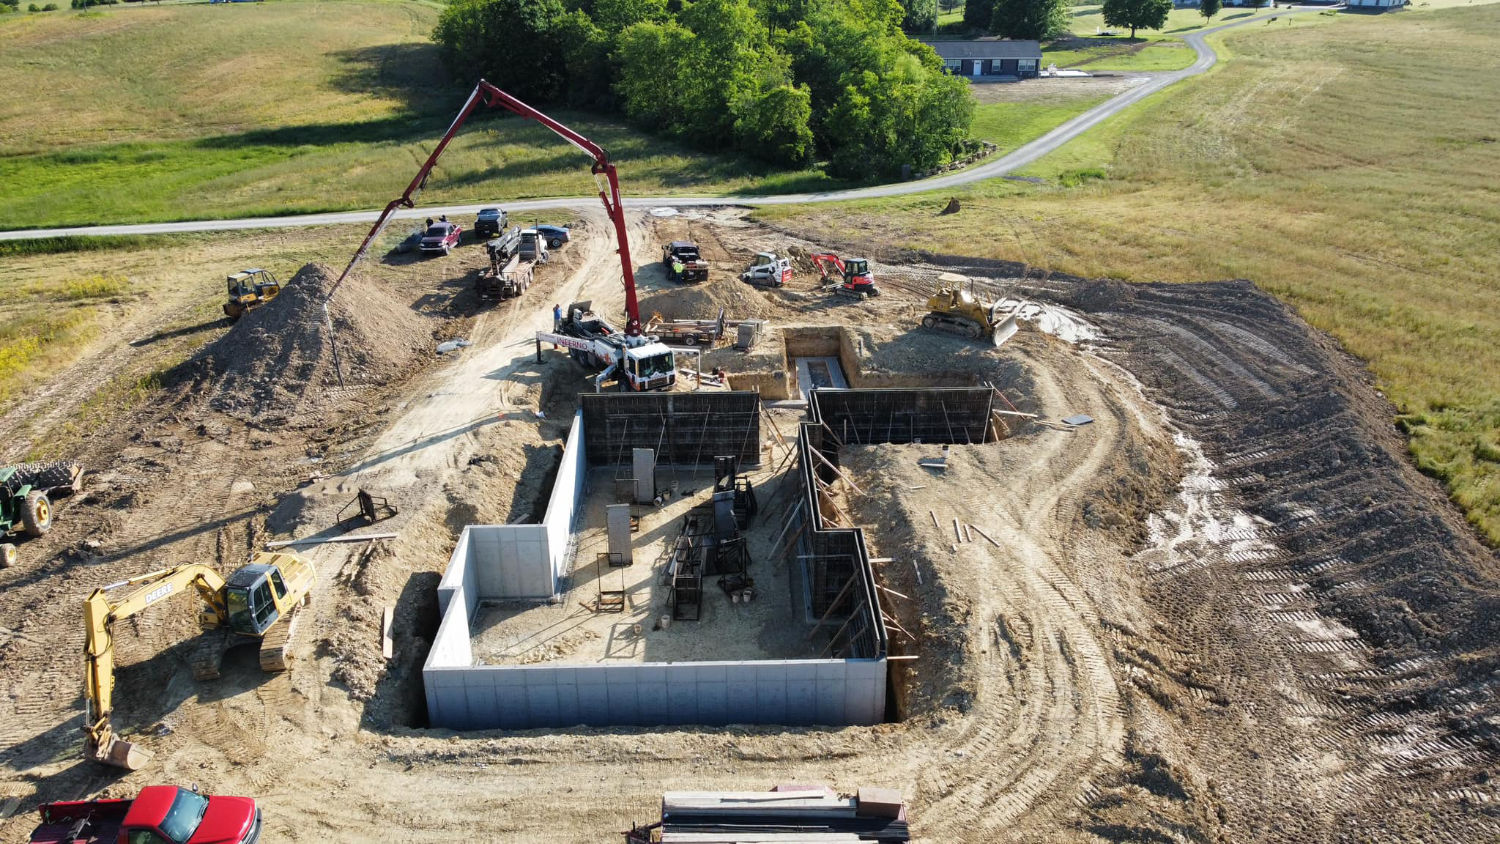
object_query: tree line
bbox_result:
[432,0,974,177]
[964,0,1174,41]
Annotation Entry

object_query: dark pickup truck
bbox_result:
[30,785,262,844]
[663,241,709,283]
[474,207,507,239]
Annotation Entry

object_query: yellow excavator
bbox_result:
[921,272,1019,347]
[83,551,316,771]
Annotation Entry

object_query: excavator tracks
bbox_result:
[258,611,300,673]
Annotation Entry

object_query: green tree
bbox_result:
[615,20,694,129]
[990,0,1068,39]
[556,11,615,107]
[1102,0,1171,39]
[899,0,938,33]
[825,51,973,177]
[733,83,815,164]
[962,0,994,31]
[593,0,667,32]
[1199,0,1221,19]
[433,0,568,101]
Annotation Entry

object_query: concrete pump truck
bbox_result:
[330,80,675,392]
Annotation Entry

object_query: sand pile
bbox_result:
[638,268,784,321]
[203,263,431,423]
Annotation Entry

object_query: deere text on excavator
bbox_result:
[83,551,316,771]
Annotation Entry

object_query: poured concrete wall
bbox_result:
[425,658,886,730]
[425,406,887,732]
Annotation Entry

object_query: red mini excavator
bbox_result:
[811,253,879,299]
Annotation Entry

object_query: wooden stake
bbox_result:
[381,606,394,659]
[875,582,911,600]
[929,510,939,529]
[808,447,865,495]
[879,609,917,643]
[265,532,397,549]
[969,524,1002,549]
[953,518,962,543]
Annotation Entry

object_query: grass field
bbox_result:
[0,1,851,228]
[1042,39,1197,71]
[760,5,1500,545]
[969,95,1111,150]
[0,0,1091,229]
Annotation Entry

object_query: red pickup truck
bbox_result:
[29,785,261,844]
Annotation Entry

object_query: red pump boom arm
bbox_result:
[330,80,644,336]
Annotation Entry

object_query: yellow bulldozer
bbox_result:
[921,272,1019,347]
[83,551,316,770]
[222,269,282,320]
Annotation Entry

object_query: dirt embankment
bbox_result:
[203,263,432,424]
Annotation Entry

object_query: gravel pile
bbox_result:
[203,263,430,423]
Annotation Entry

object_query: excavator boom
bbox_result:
[332,80,644,336]
[84,564,228,770]
[82,552,315,771]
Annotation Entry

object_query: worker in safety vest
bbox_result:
[671,259,684,279]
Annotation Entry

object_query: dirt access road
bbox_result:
[1,211,1496,842]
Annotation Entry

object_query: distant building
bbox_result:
[922,39,1043,80]
[1346,0,1406,8]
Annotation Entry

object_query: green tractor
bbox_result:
[0,462,79,568]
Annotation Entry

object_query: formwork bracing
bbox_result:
[581,391,761,467]
[789,388,999,660]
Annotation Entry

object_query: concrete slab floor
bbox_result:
[470,466,818,665]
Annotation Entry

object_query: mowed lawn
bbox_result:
[0,0,1095,229]
[760,5,1500,544]
[0,1,845,228]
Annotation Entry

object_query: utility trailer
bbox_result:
[645,308,728,347]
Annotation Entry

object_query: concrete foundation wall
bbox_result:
[425,658,886,730]
[544,412,587,584]
[425,408,889,732]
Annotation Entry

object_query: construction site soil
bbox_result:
[0,209,1495,842]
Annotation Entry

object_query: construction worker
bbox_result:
[552,303,562,330]
[671,258,685,280]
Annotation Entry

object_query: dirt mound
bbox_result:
[203,263,431,423]
[638,268,785,322]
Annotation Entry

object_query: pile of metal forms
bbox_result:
[625,785,910,843]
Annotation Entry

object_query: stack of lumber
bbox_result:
[651,787,909,843]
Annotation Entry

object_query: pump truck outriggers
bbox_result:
[328,80,674,392]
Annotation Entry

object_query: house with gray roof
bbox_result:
[921,39,1043,80]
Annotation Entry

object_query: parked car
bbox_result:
[533,224,570,249]
[419,222,462,255]
[474,207,507,239]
